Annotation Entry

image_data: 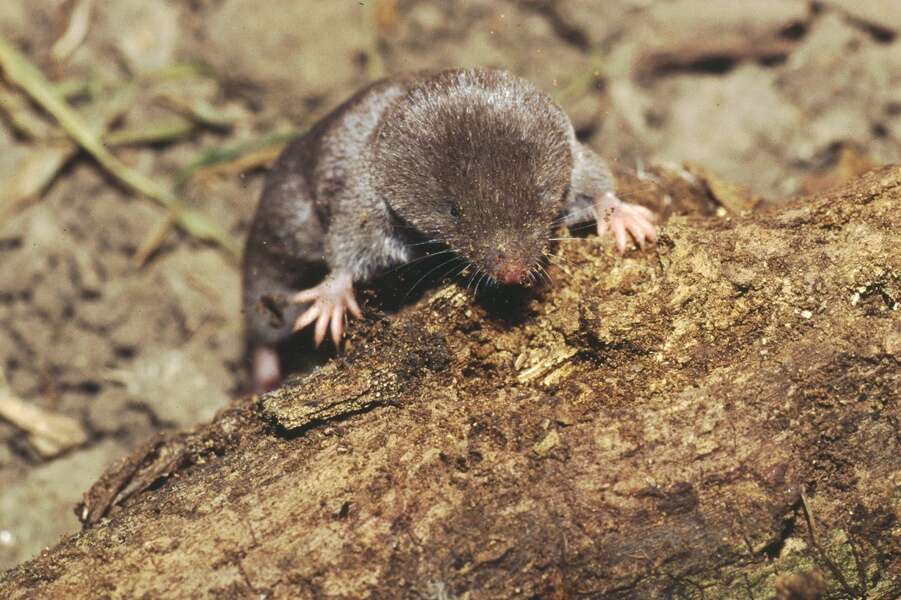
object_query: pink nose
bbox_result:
[497,263,527,285]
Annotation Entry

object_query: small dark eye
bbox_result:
[449,205,460,218]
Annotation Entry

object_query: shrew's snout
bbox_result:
[485,246,532,285]
[496,260,529,285]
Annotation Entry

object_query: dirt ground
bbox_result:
[0,0,899,573]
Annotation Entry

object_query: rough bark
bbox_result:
[1,167,898,599]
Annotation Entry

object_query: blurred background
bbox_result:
[0,0,899,571]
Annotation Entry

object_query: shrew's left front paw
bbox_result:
[292,272,363,347]
[594,192,658,254]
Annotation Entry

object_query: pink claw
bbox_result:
[292,272,362,347]
[594,192,657,254]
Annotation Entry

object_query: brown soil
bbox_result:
[0,0,899,591]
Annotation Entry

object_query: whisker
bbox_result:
[474,272,488,297]
[436,260,467,287]
[422,260,471,299]
[550,204,594,226]
[537,263,553,286]
[545,263,570,273]
[465,265,479,295]
[551,192,660,229]
[452,262,472,280]
[543,249,571,263]
[443,263,471,292]
[382,248,456,276]
[548,257,569,266]
[404,256,462,300]
[404,238,445,248]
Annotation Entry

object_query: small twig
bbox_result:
[50,0,95,62]
[0,36,241,258]
[0,385,88,458]
[103,117,196,147]
[0,87,55,138]
[0,142,76,222]
[800,493,858,597]
[845,536,870,597]
[156,92,236,130]
[800,494,818,544]
[136,131,296,263]
[174,130,298,188]
[0,84,134,224]
[132,213,176,268]
[191,143,284,182]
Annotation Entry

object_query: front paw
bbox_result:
[594,192,658,254]
[291,272,363,347]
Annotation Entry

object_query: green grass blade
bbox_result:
[0,36,240,259]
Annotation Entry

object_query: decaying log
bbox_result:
[1,167,898,599]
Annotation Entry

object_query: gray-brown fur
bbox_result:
[242,67,617,355]
[242,77,412,346]
[369,69,575,279]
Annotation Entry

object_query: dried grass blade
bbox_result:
[50,0,95,62]
[0,36,240,258]
[0,392,89,458]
